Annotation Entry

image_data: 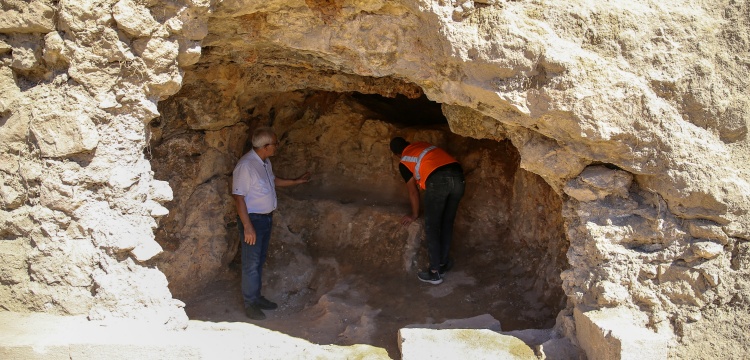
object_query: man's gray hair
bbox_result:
[252,127,276,148]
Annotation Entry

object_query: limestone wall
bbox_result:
[1,0,750,357]
[0,0,214,328]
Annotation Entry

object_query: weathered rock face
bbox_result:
[0,0,212,328]
[2,0,750,358]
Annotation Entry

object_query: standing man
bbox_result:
[390,137,465,285]
[232,127,310,320]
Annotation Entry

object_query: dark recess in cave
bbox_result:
[351,92,447,126]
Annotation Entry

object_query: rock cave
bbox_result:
[1,0,750,359]
[149,85,567,356]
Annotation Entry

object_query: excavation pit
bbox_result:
[149,88,568,357]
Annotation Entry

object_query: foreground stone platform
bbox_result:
[0,312,388,360]
[0,311,583,360]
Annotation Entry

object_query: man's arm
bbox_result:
[233,194,256,245]
[275,172,311,187]
[401,177,420,226]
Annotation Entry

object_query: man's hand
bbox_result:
[400,214,418,226]
[276,172,312,187]
[234,194,257,245]
[402,178,420,226]
[296,172,311,184]
[243,225,257,245]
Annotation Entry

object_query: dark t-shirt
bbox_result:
[399,162,462,182]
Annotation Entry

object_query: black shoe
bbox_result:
[439,258,454,276]
[254,296,278,310]
[245,304,266,320]
[417,269,443,285]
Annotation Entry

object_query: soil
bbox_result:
[183,252,559,359]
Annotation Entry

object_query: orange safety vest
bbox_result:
[400,142,458,190]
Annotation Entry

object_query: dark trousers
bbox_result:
[239,213,273,306]
[423,168,465,272]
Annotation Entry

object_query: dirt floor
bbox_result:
[184,254,559,359]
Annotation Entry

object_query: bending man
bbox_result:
[390,137,465,285]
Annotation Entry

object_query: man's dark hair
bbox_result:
[390,137,410,155]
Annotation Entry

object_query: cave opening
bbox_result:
[149,83,568,357]
[350,92,448,126]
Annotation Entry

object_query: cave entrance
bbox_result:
[149,86,567,358]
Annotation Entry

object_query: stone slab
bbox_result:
[574,306,670,360]
[404,313,502,331]
[398,328,536,360]
[0,311,390,360]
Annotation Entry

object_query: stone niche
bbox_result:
[149,75,568,353]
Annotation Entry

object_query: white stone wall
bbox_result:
[0,0,215,328]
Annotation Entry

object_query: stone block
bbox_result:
[130,238,163,262]
[563,181,599,202]
[178,39,202,67]
[149,180,174,203]
[398,328,536,360]
[0,312,389,359]
[539,336,585,360]
[687,220,729,245]
[574,306,670,360]
[0,39,10,54]
[180,9,209,40]
[0,1,56,33]
[0,108,31,153]
[404,314,502,331]
[29,112,99,158]
[0,66,21,113]
[28,239,95,288]
[40,179,83,213]
[0,239,29,284]
[10,37,43,72]
[578,166,633,197]
[691,241,724,260]
[112,0,159,38]
[43,32,71,66]
[565,165,633,201]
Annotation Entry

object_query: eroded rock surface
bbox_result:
[0,0,212,328]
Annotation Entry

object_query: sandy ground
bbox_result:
[184,257,558,359]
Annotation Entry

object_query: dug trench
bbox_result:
[148,89,568,358]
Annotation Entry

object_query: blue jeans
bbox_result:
[239,213,273,307]
[423,168,465,272]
